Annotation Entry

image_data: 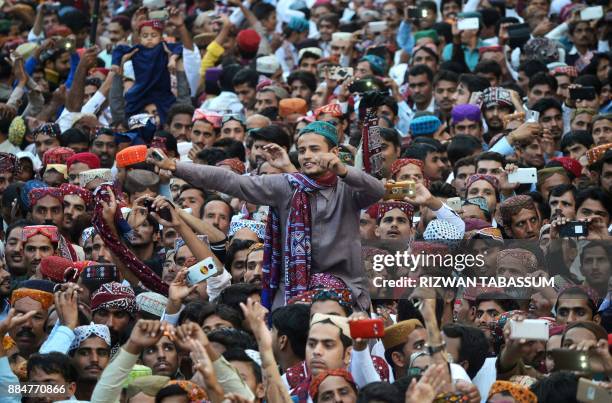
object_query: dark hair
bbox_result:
[402,143,438,160]
[446,135,482,166]
[167,104,195,126]
[85,77,102,89]
[178,301,211,325]
[357,382,402,403]
[288,71,317,92]
[380,96,399,117]
[408,64,434,83]
[207,327,257,350]
[216,283,261,318]
[221,64,244,91]
[429,181,458,198]
[518,60,547,77]
[233,68,259,89]
[225,240,256,271]
[548,184,576,204]
[458,74,490,93]
[433,22,453,46]
[155,384,187,403]
[480,7,501,28]
[561,321,608,345]
[474,292,520,312]
[555,285,598,316]
[203,196,234,220]
[475,151,505,168]
[60,128,89,148]
[249,125,291,150]
[27,352,78,383]
[153,130,179,156]
[201,304,243,330]
[252,2,276,21]
[559,131,594,153]
[530,371,579,403]
[453,156,476,177]
[441,323,488,378]
[579,241,612,271]
[270,304,310,360]
[531,97,563,115]
[434,70,458,87]
[419,0,437,12]
[59,9,90,34]
[575,74,602,95]
[110,15,131,32]
[379,128,401,150]
[310,318,352,349]
[575,187,612,218]
[212,138,246,162]
[319,13,340,27]
[223,348,263,383]
[528,72,558,92]
[195,148,228,166]
[474,60,502,81]
[568,19,593,35]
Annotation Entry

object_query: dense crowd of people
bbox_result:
[0,0,611,402]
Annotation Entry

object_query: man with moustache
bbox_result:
[244,243,264,287]
[69,323,112,399]
[91,282,138,356]
[22,225,61,277]
[481,87,517,140]
[90,127,118,169]
[3,220,34,288]
[59,183,93,244]
[499,195,542,240]
[9,279,55,359]
[29,187,64,228]
[246,125,291,172]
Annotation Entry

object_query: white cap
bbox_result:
[16,151,41,171]
[298,47,323,60]
[332,32,352,42]
[256,55,280,75]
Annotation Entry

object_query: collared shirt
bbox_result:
[175,163,385,309]
[442,39,485,71]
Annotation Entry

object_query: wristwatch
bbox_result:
[425,341,446,355]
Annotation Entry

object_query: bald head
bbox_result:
[246,114,272,130]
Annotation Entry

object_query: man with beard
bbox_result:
[33,123,62,161]
[548,184,577,220]
[29,187,64,228]
[408,65,435,116]
[496,248,540,303]
[433,70,458,122]
[500,195,542,240]
[515,136,545,169]
[90,128,118,168]
[68,323,112,399]
[3,220,34,287]
[244,243,264,287]
[66,152,101,186]
[233,68,259,112]
[59,183,92,244]
[481,87,517,140]
[9,279,55,359]
[473,291,519,352]
[566,21,597,68]
[22,225,60,276]
[91,282,138,356]
[246,125,291,172]
[579,241,612,299]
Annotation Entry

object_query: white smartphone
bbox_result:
[330,67,353,81]
[446,197,462,212]
[581,6,604,21]
[509,319,549,341]
[508,167,537,184]
[458,17,480,31]
[526,110,540,123]
[186,257,218,285]
[368,21,388,33]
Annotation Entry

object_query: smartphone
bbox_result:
[186,257,219,285]
[508,168,537,184]
[142,198,173,222]
[526,110,540,123]
[349,78,378,93]
[576,378,611,403]
[457,17,480,31]
[580,6,604,21]
[509,319,549,341]
[559,221,589,238]
[330,67,353,81]
[152,149,165,161]
[149,9,169,20]
[384,181,416,200]
[549,348,591,372]
[368,21,388,34]
[349,318,385,339]
[446,197,462,212]
[570,86,596,101]
[507,23,530,49]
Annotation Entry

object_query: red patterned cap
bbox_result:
[139,19,165,33]
[43,147,75,166]
[237,29,261,53]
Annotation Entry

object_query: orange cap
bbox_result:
[116,145,148,168]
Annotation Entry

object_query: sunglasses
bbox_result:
[222,114,246,125]
[22,225,60,242]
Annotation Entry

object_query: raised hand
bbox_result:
[168,268,197,309]
[0,309,36,337]
[150,196,181,228]
[146,148,177,172]
[315,153,348,177]
[125,319,168,354]
[128,195,152,229]
[100,187,118,225]
[262,144,294,171]
[347,311,369,351]
[54,283,80,330]
[240,298,271,349]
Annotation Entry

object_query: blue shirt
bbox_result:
[442,40,484,71]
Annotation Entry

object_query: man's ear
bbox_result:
[68,381,77,396]
[278,334,288,351]
[374,225,381,238]
[343,346,352,366]
[331,145,340,156]
[594,313,601,324]
[255,383,266,399]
